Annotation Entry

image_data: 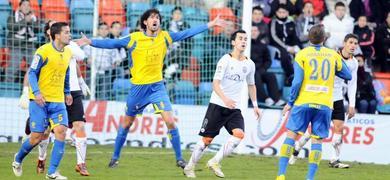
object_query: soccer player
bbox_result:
[275,24,352,180]
[18,20,91,176]
[183,30,262,178]
[12,22,73,180]
[76,9,225,169]
[289,34,359,168]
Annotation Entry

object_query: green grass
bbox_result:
[0,143,389,180]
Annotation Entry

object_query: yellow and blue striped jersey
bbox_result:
[288,45,352,108]
[90,24,209,85]
[29,42,72,102]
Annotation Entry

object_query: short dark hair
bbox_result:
[303,1,313,7]
[343,33,359,42]
[171,6,182,14]
[276,4,289,12]
[231,30,246,41]
[19,0,29,6]
[99,22,108,28]
[50,22,68,40]
[252,6,263,13]
[335,1,345,9]
[308,24,325,45]
[140,8,162,30]
[44,20,54,39]
[111,21,121,28]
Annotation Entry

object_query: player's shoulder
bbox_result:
[35,43,52,57]
[245,57,256,66]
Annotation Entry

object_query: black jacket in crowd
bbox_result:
[270,18,300,50]
[251,38,271,75]
[353,25,375,58]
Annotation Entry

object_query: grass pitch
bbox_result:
[0,143,389,179]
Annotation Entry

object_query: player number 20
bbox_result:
[309,59,330,81]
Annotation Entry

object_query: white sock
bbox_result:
[332,133,342,161]
[38,138,49,161]
[212,136,241,164]
[187,140,206,168]
[295,132,311,152]
[75,137,87,164]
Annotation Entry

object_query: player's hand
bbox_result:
[282,104,291,116]
[19,87,29,109]
[65,95,73,106]
[253,107,262,120]
[223,97,236,109]
[34,93,46,107]
[75,32,92,47]
[347,106,355,119]
[208,14,227,28]
[78,77,91,96]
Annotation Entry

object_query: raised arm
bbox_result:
[75,32,130,49]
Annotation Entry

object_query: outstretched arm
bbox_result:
[169,15,227,42]
[75,32,130,49]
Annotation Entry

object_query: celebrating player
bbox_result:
[75,8,226,169]
[18,20,91,176]
[289,34,359,168]
[276,24,352,180]
[183,30,261,178]
[12,22,73,180]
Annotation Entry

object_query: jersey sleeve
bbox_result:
[91,35,131,49]
[335,53,352,80]
[347,60,358,107]
[246,60,256,85]
[213,55,229,80]
[168,24,208,42]
[68,41,86,61]
[64,67,70,95]
[288,53,305,106]
[28,49,47,96]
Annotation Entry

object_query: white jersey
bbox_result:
[209,54,256,109]
[333,55,358,107]
[67,41,87,91]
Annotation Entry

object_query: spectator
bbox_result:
[295,1,320,47]
[349,0,389,25]
[355,54,377,113]
[252,6,270,44]
[202,20,236,82]
[83,22,122,100]
[162,6,193,80]
[322,1,354,50]
[6,0,39,82]
[270,4,300,86]
[353,15,375,66]
[270,0,296,17]
[253,0,272,17]
[109,21,128,79]
[295,0,328,20]
[325,0,349,15]
[251,26,285,106]
[374,11,390,72]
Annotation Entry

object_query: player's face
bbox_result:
[343,38,358,54]
[252,10,263,23]
[335,6,345,19]
[358,16,367,28]
[59,26,71,45]
[232,33,247,52]
[251,26,260,40]
[144,13,161,32]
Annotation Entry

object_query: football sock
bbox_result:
[331,133,342,161]
[307,143,322,180]
[112,126,129,160]
[47,139,65,175]
[212,136,241,163]
[187,140,206,167]
[38,138,49,161]
[15,138,36,163]
[75,137,87,164]
[278,137,295,176]
[168,127,183,161]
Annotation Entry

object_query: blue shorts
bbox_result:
[125,81,172,117]
[286,104,332,139]
[29,101,69,133]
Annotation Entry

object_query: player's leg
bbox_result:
[109,83,147,168]
[306,107,331,180]
[289,130,311,165]
[13,101,48,177]
[277,106,310,180]
[46,103,68,179]
[66,91,90,175]
[109,115,136,168]
[184,103,225,178]
[37,128,50,173]
[329,100,349,168]
[150,81,186,168]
